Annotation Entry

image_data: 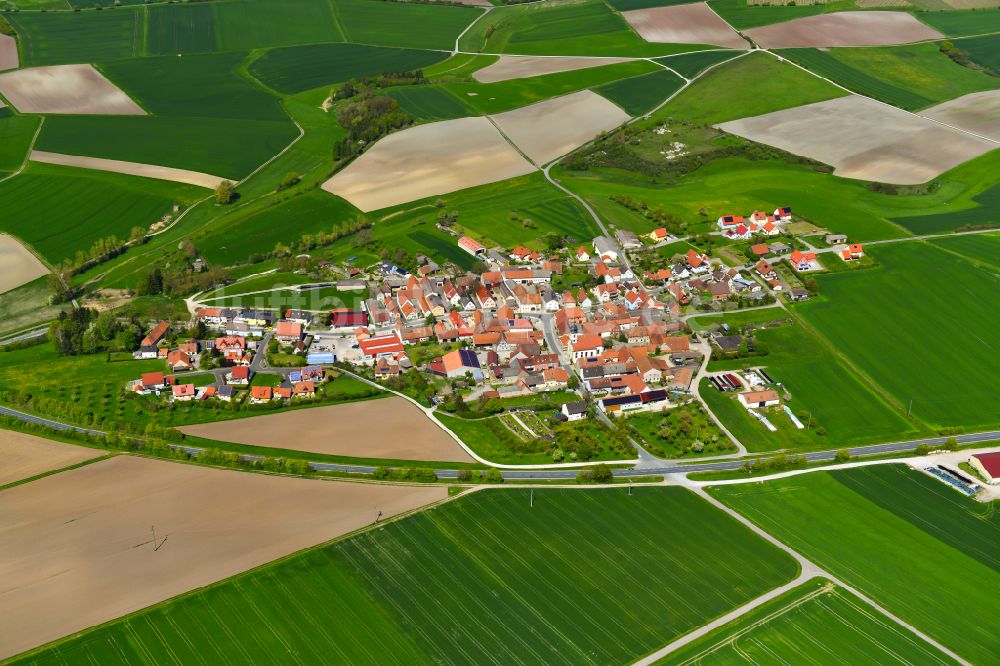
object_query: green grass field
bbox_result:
[0,163,203,263]
[707,0,831,29]
[196,190,361,266]
[931,230,1000,270]
[6,9,144,66]
[594,68,686,116]
[657,52,847,125]
[696,312,919,452]
[202,286,366,311]
[659,577,954,665]
[917,9,1000,37]
[711,464,1000,665]
[0,111,39,173]
[336,0,481,50]
[34,115,297,181]
[780,44,1000,111]
[248,43,451,95]
[459,0,708,57]
[656,49,739,78]
[953,33,1000,73]
[796,242,1000,430]
[892,181,1000,234]
[13,487,798,664]
[384,85,476,122]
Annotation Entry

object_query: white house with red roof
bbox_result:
[970,452,1000,484]
[458,236,485,257]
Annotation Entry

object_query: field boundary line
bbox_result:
[0,115,43,186]
[454,5,493,54]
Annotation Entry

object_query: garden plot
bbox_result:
[0,233,48,294]
[489,90,630,165]
[180,396,475,463]
[0,34,17,71]
[0,430,101,487]
[0,64,145,115]
[0,455,445,659]
[30,150,225,189]
[622,3,748,50]
[322,116,535,211]
[745,11,942,48]
[473,55,632,83]
[716,95,996,184]
[921,90,1000,141]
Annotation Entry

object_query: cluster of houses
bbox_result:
[716,207,792,239]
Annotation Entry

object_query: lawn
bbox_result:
[698,313,921,451]
[656,49,740,78]
[458,0,709,57]
[248,43,451,95]
[13,487,798,664]
[659,577,954,665]
[201,286,366,311]
[0,163,203,264]
[196,190,361,266]
[0,110,39,173]
[6,8,144,66]
[594,68,686,116]
[656,52,848,125]
[796,242,1000,430]
[710,464,1000,665]
[780,43,1000,111]
[34,115,297,181]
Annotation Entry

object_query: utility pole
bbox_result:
[530,489,533,508]
[907,399,913,417]
[375,510,383,524]
[628,479,632,496]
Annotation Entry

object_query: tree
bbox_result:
[915,444,931,456]
[834,449,851,463]
[483,467,504,484]
[591,464,613,483]
[215,180,235,204]
[945,436,959,452]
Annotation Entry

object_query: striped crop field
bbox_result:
[12,488,798,664]
[711,464,1000,665]
[660,578,954,665]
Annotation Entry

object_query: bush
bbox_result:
[834,449,851,463]
[483,467,504,484]
[456,469,473,482]
[591,464,613,484]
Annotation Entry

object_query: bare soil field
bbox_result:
[322,116,535,211]
[0,234,49,295]
[0,455,445,659]
[489,90,630,165]
[180,396,475,463]
[716,95,996,184]
[942,0,1000,7]
[0,64,145,115]
[745,11,942,48]
[30,150,225,189]
[921,90,1000,141]
[0,430,102,487]
[622,3,748,50]
[473,55,632,83]
[0,34,17,72]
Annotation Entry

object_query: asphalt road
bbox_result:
[4,403,997,480]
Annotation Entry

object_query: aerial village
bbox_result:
[127,205,865,432]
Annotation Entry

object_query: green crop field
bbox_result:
[659,577,954,665]
[197,190,360,266]
[0,111,39,173]
[892,181,1000,234]
[608,0,701,9]
[14,488,798,664]
[201,286,366,311]
[459,0,708,57]
[932,230,1000,270]
[595,68,686,116]
[953,33,1000,73]
[145,2,218,55]
[917,8,1000,37]
[441,60,659,114]
[336,0,481,50]
[657,52,847,125]
[34,115,297,181]
[101,52,289,121]
[796,242,1000,430]
[0,163,203,263]
[249,43,451,95]
[711,464,1000,665]
[6,9,144,66]
[781,44,1000,111]
[656,49,739,78]
[707,0,828,29]
[384,86,475,122]
[697,313,919,452]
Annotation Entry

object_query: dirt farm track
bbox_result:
[179,396,476,463]
[0,455,446,659]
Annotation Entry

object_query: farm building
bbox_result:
[970,452,1000,485]
[139,321,169,359]
[441,349,483,380]
[592,236,618,262]
[561,401,588,421]
[458,236,486,257]
[738,390,780,408]
[358,332,405,362]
